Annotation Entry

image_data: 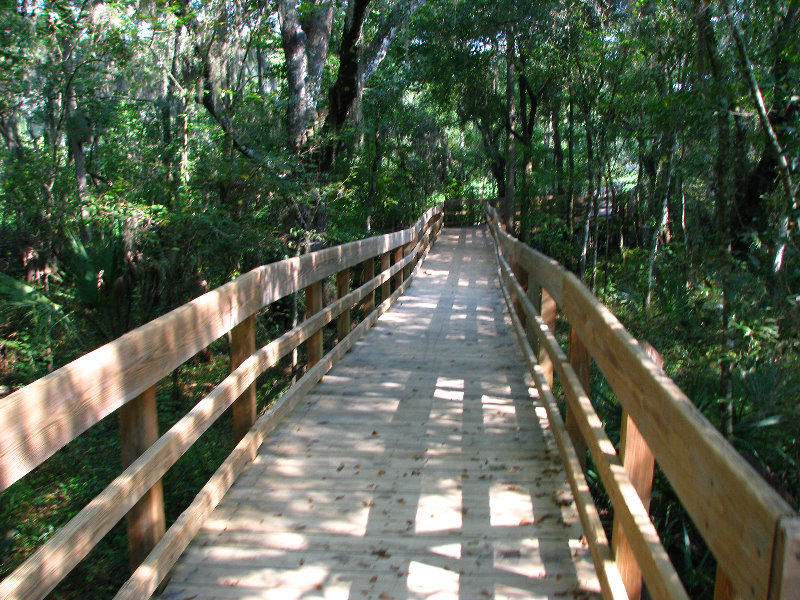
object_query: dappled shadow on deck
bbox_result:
[159,227,600,600]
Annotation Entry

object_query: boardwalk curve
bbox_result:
[160,227,601,600]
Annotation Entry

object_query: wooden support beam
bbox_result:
[361,258,375,314]
[231,314,257,443]
[612,342,659,600]
[394,247,403,291]
[381,252,391,302]
[305,282,323,369]
[512,262,527,329]
[567,328,590,469]
[403,241,413,281]
[118,385,165,571]
[336,269,351,342]
[539,288,557,388]
[714,565,744,600]
[768,516,800,600]
[527,280,541,353]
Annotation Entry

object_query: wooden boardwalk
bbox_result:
[160,227,601,600]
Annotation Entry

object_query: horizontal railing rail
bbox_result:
[486,202,800,600]
[0,204,443,599]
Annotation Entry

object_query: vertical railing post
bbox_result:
[305,281,323,368]
[361,258,375,314]
[336,268,351,342]
[394,246,403,291]
[381,251,391,301]
[231,314,257,442]
[539,288,557,388]
[403,239,413,281]
[512,261,527,330]
[526,279,540,352]
[611,341,659,600]
[119,384,165,570]
[712,566,742,600]
[567,328,590,468]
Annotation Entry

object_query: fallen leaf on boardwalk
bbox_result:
[372,430,378,436]
[374,549,391,558]
[224,579,239,586]
[553,494,573,507]
[337,463,345,471]
[363,500,374,507]
[535,513,554,523]
[369,575,378,583]
[480,590,491,597]
[336,495,344,500]
[378,470,386,476]
[379,594,395,600]
[396,498,405,504]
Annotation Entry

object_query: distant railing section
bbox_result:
[486,202,799,600]
[0,205,443,600]
[443,198,485,227]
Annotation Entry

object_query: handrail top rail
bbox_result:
[0,205,442,491]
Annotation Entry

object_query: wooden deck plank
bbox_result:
[159,227,601,600]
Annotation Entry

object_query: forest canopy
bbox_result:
[1,0,799,597]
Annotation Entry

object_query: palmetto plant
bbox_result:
[62,227,136,343]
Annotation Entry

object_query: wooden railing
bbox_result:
[443,198,485,227]
[486,203,800,600]
[0,205,443,599]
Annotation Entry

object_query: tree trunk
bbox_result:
[567,93,576,237]
[578,102,594,281]
[646,147,674,311]
[551,95,565,198]
[318,0,372,171]
[504,30,516,230]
